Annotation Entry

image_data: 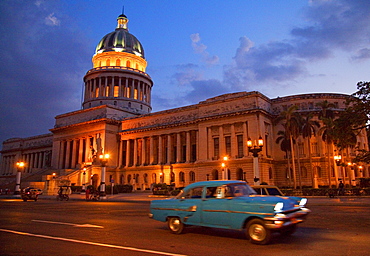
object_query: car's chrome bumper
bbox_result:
[263,207,311,229]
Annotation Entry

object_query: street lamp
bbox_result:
[81,167,87,192]
[99,153,109,198]
[221,156,228,180]
[14,161,25,195]
[247,136,264,185]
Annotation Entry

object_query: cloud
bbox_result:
[45,13,60,26]
[224,0,370,90]
[0,1,91,143]
[190,33,219,65]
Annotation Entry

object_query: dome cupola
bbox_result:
[82,13,153,116]
[95,14,145,59]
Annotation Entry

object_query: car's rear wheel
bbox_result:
[246,219,271,245]
[167,217,184,234]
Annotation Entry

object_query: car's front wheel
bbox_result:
[167,217,184,234]
[246,219,271,245]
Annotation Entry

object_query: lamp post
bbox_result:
[221,156,228,180]
[14,161,25,195]
[247,136,264,185]
[99,153,109,198]
[81,168,87,192]
[333,154,342,186]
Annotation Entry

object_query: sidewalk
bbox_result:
[0,191,170,202]
[1,192,369,205]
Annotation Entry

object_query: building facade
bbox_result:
[1,13,368,193]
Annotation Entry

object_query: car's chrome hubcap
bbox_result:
[250,224,266,241]
[170,219,180,231]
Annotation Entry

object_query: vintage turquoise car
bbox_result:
[149,180,310,244]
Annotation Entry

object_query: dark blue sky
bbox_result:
[1,0,369,145]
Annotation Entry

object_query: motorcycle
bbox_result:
[56,185,71,201]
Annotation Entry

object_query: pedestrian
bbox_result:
[86,187,90,201]
[338,180,344,196]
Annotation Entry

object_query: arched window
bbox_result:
[135,174,139,183]
[269,167,273,179]
[313,166,322,178]
[116,59,120,66]
[179,171,185,183]
[144,173,148,183]
[106,59,110,66]
[189,171,195,182]
[236,168,243,180]
[127,174,132,184]
[126,60,131,67]
[152,173,157,183]
[120,174,124,184]
[170,172,175,183]
[212,169,218,180]
[301,166,307,178]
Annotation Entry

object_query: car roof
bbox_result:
[184,180,247,189]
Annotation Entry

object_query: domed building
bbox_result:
[0,13,368,195]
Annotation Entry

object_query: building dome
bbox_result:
[95,14,145,59]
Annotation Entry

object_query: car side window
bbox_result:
[183,187,203,199]
[205,187,218,198]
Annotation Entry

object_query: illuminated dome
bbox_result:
[95,14,145,59]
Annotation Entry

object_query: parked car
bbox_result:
[149,180,310,244]
[252,185,303,205]
[21,187,40,202]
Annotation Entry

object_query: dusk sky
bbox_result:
[1,0,369,145]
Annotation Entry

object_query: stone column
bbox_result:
[186,131,191,163]
[133,139,138,166]
[219,126,225,158]
[149,136,154,165]
[167,134,172,164]
[142,137,146,165]
[176,133,181,163]
[158,135,163,164]
[231,124,237,159]
[243,122,248,157]
[71,140,77,168]
[126,140,131,167]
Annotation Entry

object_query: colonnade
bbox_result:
[119,130,198,168]
[57,137,95,169]
[84,76,151,104]
[0,150,51,175]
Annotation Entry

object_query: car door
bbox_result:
[201,186,231,228]
[175,186,204,225]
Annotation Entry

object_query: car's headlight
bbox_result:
[299,198,307,207]
[274,202,284,212]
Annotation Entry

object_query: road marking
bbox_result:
[0,228,187,256]
[32,219,104,228]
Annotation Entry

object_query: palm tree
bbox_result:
[275,105,303,189]
[316,100,337,188]
[276,130,293,186]
[318,117,337,188]
[301,114,320,188]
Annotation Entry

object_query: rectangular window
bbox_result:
[213,137,219,159]
[134,88,138,99]
[225,136,231,157]
[237,135,244,158]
